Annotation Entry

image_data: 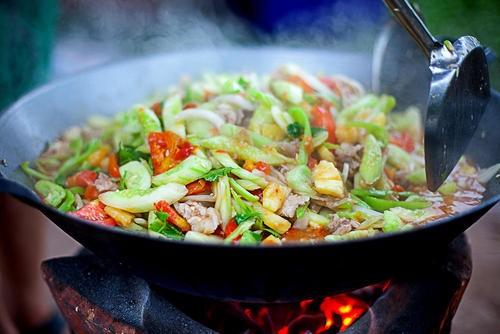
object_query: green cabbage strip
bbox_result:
[199,136,292,165]
[211,151,267,187]
[359,134,383,185]
[152,155,212,186]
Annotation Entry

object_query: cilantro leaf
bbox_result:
[235,211,262,225]
[117,143,149,165]
[296,205,307,218]
[202,167,233,182]
[155,211,169,223]
[149,211,183,240]
[238,77,250,89]
[239,231,261,245]
[263,227,282,238]
[287,122,304,138]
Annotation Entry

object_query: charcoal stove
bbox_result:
[42,234,471,334]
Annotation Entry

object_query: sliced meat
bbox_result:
[94,173,118,192]
[174,201,220,234]
[214,103,244,125]
[334,143,362,176]
[277,140,300,158]
[280,194,309,218]
[328,214,357,235]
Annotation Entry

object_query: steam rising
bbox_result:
[55,0,385,75]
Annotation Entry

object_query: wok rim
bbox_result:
[1,46,499,251]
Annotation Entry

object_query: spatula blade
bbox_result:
[425,36,490,191]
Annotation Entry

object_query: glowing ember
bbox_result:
[197,282,389,333]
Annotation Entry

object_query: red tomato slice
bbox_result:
[287,75,314,93]
[311,104,336,143]
[67,170,97,188]
[307,157,318,169]
[186,179,211,195]
[83,184,100,201]
[243,160,271,175]
[390,131,415,153]
[250,189,264,201]
[320,77,342,97]
[183,102,198,109]
[254,161,271,175]
[224,218,238,237]
[150,101,163,116]
[392,184,405,192]
[72,201,116,226]
[148,131,194,175]
[174,141,195,161]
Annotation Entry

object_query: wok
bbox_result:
[0,48,499,302]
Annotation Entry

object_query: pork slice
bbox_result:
[174,201,220,234]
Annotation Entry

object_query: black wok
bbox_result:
[0,48,499,302]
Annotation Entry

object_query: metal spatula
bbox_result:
[383,0,491,191]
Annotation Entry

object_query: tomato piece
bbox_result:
[320,77,342,96]
[307,157,318,169]
[72,201,116,226]
[243,160,271,175]
[390,131,415,153]
[224,218,238,237]
[154,200,191,232]
[84,184,100,201]
[243,160,255,172]
[250,189,264,201]
[286,75,314,93]
[107,153,121,178]
[183,102,198,109]
[254,161,271,175]
[148,131,194,175]
[150,101,163,116]
[87,145,110,167]
[67,170,97,188]
[186,179,211,195]
[392,184,405,192]
[173,141,195,161]
[311,104,336,143]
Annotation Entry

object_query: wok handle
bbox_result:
[383,0,441,58]
[0,176,41,205]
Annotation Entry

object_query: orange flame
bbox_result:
[205,282,389,333]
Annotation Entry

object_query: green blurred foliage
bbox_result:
[418,0,500,88]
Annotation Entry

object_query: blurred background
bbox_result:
[0,0,499,333]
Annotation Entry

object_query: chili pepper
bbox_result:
[362,196,430,212]
[107,153,121,178]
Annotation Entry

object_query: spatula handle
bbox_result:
[383,0,441,58]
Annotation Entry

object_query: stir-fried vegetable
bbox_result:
[152,155,212,186]
[22,64,486,245]
[99,183,187,213]
[359,134,383,185]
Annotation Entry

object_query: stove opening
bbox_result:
[171,282,389,334]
